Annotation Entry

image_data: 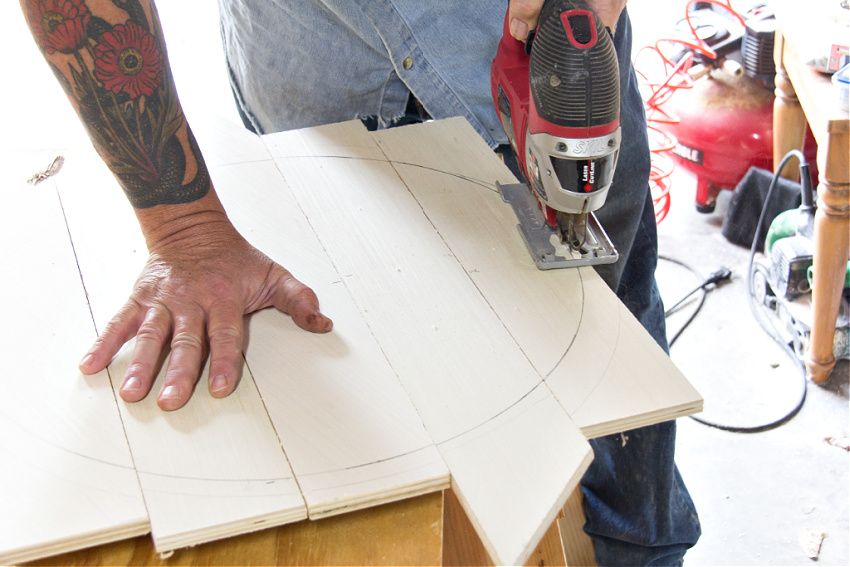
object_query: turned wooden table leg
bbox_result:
[806,131,850,383]
[773,31,807,181]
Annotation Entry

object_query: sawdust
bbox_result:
[798,527,826,560]
[825,435,850,451]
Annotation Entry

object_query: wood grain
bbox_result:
[209,158,451,517]
[560,485,596,567]
[0,154,148,564]
[264,120,593,565]
[25,491,445,566]
[372,119,702,438]
[51,152,308,553]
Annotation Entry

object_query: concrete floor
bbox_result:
[628,3,849,565]
[7,1,848,565]
[656,173,849,566]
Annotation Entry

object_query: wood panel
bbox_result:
[4,113,701,563]
[372,118,703,438]
[51,134,451,550]
[51,151,308,553]
[0,154,149,564]
[208,157,450,517]
[264,120,593,565]
[442,488,566,567]
[26,491,445,566]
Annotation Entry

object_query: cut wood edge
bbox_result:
[307,473,451,519]
[151,508,306,554]
[0,520,150,565]
[578,401,705,439]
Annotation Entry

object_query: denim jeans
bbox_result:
[219,2,700,564]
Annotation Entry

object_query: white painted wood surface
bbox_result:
[2,114,700,564]
[264,120,594,565]
[51,139,450,550]
[373,119,703,438]
[209,155,451,518]
[51,151,308,552]
[0,156,149,564]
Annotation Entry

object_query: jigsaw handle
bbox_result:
[529,0,620,136]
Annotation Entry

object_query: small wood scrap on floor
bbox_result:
[824,435,850,451]
[798,527,826,560]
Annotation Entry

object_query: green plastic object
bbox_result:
[766,209,850,289]
[807,264,850,290]
[764,209,797,254]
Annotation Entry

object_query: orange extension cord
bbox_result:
[634,0,746,223]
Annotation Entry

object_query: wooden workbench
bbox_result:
[24,489,583,566]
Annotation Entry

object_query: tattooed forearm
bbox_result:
[21,0,210,208]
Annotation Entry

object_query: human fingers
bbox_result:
[585,0,627,31]
[157,309,207,411]
[509,0,545,41]
[79,299,145,375]
[271,268,333,334]
[119,307,172,403]
[206,301,245,399]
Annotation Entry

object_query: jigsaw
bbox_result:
[491,0,621,269]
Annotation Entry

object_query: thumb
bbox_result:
[509,0,546,41]
[273,272,334,333]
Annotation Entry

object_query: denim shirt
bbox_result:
[217,5,703,561]
[219,1,649,288]
[219,0,527,147]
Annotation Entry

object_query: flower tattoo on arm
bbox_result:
[22,0,210,208]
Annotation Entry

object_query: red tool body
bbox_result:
[491,0,622,268]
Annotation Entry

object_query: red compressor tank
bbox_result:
[658,68,818,213]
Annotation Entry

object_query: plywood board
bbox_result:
[5,109,700,563]
[53,146,449,550]
[51,151,307,552]
[209,158,450,517]
[264,121,593,565]
[372,118,703,438]
[0,155,149,564]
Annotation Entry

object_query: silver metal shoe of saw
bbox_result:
[499,181,618,270]
[500,127,621,270]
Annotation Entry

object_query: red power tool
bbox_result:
[491,0,621,269]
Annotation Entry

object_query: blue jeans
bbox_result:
[219,2,700,564]
[583,192,702,566]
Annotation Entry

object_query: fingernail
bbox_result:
[510,18,528,41]
[122,376,141,393]
[80,353,94,370]
[160,385,179,400]
[210,374,228,394]
[312,311,333,331]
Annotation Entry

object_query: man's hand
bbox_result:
[78,201,333,411]
[21,0,332,411]
[508,0,627,41]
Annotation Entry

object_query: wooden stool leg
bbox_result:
[559,484,596,567]
[806,131,850,383]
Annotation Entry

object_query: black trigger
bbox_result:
[524,29,536,55]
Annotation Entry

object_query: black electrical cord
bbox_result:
[662,150,811,433]
[661,257,732,347]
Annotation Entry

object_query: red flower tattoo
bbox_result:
[94,21,162,99]
[25,0,90,55]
